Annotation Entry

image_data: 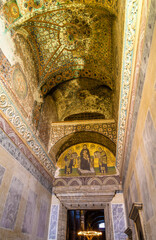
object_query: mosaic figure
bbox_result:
[80,144,91,171]
[94,147,107,173]
[64,150,78,174]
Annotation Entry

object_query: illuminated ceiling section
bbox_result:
[1,0,142,179]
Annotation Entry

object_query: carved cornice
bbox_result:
[0,78,56,177]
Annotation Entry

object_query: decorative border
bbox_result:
[54,175,120,187]
[0,112,53,182]
[49,120,117,150]
[116,0,139,170]
[1,0,118,30]
[0,128,52,192]
[0,78,56,177]
[122,0,156,183]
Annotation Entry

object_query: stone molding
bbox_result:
[0,81,56,177]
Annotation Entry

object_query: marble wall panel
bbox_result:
[112,204,127,240]
[0,164,5,186]
[143,111,156,187]
[0,176,23,230]
[0,128,52,193]
[136,150,154,221]
[37,200,48,239]
[48,204,59,240]
[122,0,156,184]
[130,172,138,202]
[22,190,37,234]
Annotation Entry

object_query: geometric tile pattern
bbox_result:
[112,204,127,240]
[48,204,59,240]
[116,0,139,170]
[49,120,117,149]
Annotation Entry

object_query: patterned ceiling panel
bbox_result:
[12,5,114,93]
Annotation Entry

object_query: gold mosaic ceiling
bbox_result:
[7,0,116,96]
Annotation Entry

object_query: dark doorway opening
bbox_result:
[66,209,106,240]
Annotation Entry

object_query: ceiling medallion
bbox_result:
[59,24,80,51]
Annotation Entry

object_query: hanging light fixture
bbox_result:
[78,230,102,240]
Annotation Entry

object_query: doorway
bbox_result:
[66,209,106,240]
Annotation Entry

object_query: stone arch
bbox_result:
[103,177,118,185]
[87,177,102,186]
[49,131,116,162]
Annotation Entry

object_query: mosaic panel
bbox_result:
[48,205,59,240]
[18,7,113,89]
[22,190,37,234]
[0,165,5,186]
[136,149,154,221]
[1,176,23,230]
[51,79,113,121]
[37,200,48,238]
[56,143,116,177]
[112,204,127,240]
[143,111,156,187]
[2,0,118,25]
[0,126,52,192]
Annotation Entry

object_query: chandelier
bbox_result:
[78,231,102,240]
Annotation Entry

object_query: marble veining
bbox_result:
[112,204,127,240]
[22,190,37,234]
[0,176,23,230]
[0,164,5,186]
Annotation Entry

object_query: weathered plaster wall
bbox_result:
[0,143,51,240]
[123,21,156,239]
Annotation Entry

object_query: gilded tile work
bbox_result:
[50,120,117,149]
[56,142,116,177]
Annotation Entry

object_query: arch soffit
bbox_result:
[49,131,116,162]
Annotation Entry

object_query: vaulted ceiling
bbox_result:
[0,0,140,181]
